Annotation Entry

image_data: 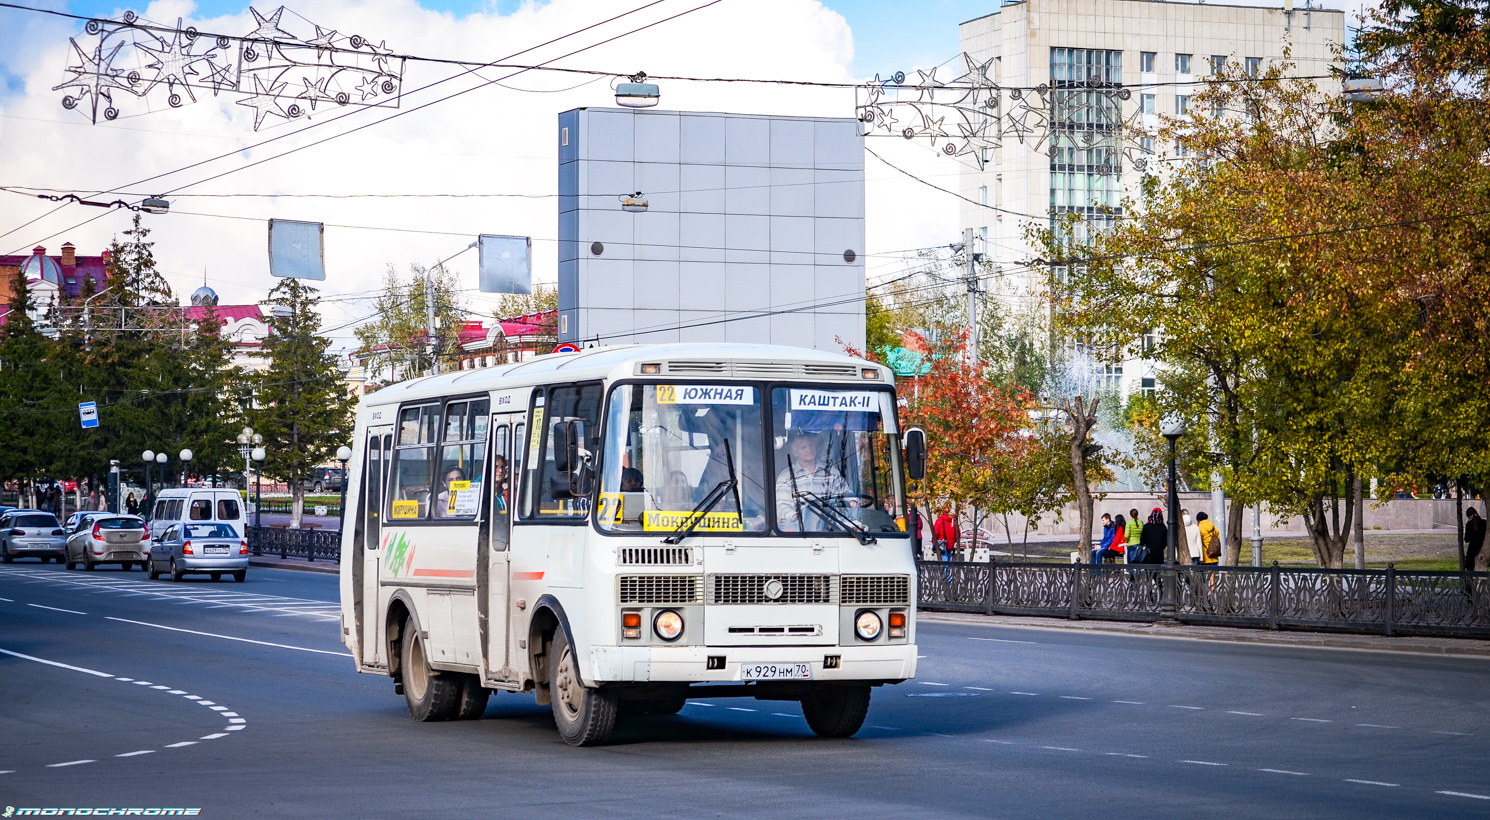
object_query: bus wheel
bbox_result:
[549,631,616,746]
[801,685,871,738]
[454,675,490,720]
[400,625,460,721]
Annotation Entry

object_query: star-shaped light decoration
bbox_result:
[202,57,236,95]
[914,66,944,103]
[354,74,380,101]
[297,75,334,110]
[236,73,288,129]
[137,20,211,104]
[364,39,394,72]
[248,6,296,42]
[54,37,131,123]
[307,25,337,59]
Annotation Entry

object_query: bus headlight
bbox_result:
[653,610,684,642]
[854,610,882,641]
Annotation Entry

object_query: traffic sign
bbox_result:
[79,401,99,429]
[553,342,580,353]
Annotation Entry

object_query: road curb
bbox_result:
[920,611,1490,659]
[248,558,339,575]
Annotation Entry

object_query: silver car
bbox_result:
[65,514,148,571]
[148,522,248,583]
[0,510,66,563]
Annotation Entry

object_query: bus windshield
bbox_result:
[597,384,768,534]
[770,387,905,536]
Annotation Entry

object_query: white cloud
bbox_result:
[0,0,956,353]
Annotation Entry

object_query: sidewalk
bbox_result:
[920,610,1490,659]
[248,555,339,575]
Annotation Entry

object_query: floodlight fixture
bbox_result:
[616,72,659,108]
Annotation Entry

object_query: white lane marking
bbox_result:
[0,596,13,601]
[198,701,216,706]
[770,713,795,717]
[1041,746,1079,751]
[1345,779,1399,787]
[150,685,169,690]
[685,701,715,707]
[928,732,954,738]
[983,739,1016,744]
[167,690,186,695]
[116,750,155,757]
[968,637,1037,644]
[105,616,351,657]
[28,603,85,615]
[1432,731,1469,736]
[209,706,228,711]
[966,687,992,691]
[868,725,902,731]
[727,707,756,712]
[221,712,238,717]
[1169,705,1203,710]
[115,677,134,681]
[1010,691,1038,696]
[132,681,153,686]
[200,733,229,740]
[1438,791,1490,800]
[165,741,196,748]
[184,695,201,700]
[1106,753,1149,758]
[47,759,95,767]
[1259,769,1309,776]
[1292,718,1331,723]
[224,725,245,731]
[1355,724,1399,729]
[1113,700,1144,704]
[1227,711,1264,716]
[0,647,113,678]
[1059,696,1092,701]
[918,681,948,686]
[1180,760,1227,766]
[916,655,927,658]
[0,770,13,774]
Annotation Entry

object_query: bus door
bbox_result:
[480,410,522,680]
[355,424,393,667]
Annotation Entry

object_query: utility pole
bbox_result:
[425,269,438,375]
[964,228,979,366]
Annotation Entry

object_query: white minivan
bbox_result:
[147,488,246,550]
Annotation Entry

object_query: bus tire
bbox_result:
[549,630,616,746]
[400,625,461,722]
[454,675,490,720]
[801,685,871,738]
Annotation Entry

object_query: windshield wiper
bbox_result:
[792,490,876,545]
[662,440,741,545]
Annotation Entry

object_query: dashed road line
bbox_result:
[868,725,903,731]
[0,596,13,601]
[1010,691,1038,696]
[965,686,992,691]
[1345,779,1399,787]
[47,760,94,767]
[165,741,196,748]
[1040,746,1080,751]
[1431,731,1469,736]
[983,739,1016,744]
[28,603,85,615]
[928,732,954,738]
[1169,705,1203,710]
[685,701,715,707]
[1113,700,1144,704]
[200,733,228,740]
[727,707,756,712]
[1355,724,1398,729]
[918,681,948,686]
[1292,717,1330,723]
[1437,791,1490,800]
[968,637,1037,644]
[1259,769,1309,776]
[770,712,795,717]
[1227,711,1263,716]
[1180,760,1227,766]
[1059,696,1092,701]
[1105,753,1148,758]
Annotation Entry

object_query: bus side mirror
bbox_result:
[904,428,927,481]
[551,423,572,473]
[566,420,595,498]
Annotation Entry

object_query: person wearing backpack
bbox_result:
[1197,511,1222,564]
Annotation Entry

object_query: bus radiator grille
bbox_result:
[618,547,693,566]
[618,575,704,605]
[707,574,839,605]
[840,575,911,605]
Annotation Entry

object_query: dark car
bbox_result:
[0,510,66,563]
[302,467,345,494]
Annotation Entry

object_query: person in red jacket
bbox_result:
[933,509,960,561]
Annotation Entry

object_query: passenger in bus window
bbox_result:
[775,431,855,531]
[620,467,644,492]
[492,456,509,513]
[434,466,466,519]
[661,471,693,511]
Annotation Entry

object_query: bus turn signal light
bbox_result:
[622,611,641,639]
[889,611,906,638]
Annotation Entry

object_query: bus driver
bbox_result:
[774,431,857,531]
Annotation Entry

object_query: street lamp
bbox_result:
[615,71,659,107]
[251,446,266,535]
[1159,418,1187,624]
[142,450,154,512]
[336,445,352,531]
[179,449,194,487]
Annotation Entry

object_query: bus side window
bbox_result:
[362,434,385,549]
[490,424,511,550]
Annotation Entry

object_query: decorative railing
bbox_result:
[917,561,1490,638]
[247,526,341,563]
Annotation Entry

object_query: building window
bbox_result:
[1210,55,1227,75]
[1141,328,1157,355]
[1141,93,1155,114]
[1176,53,1191,75]
[978,226,988,255]
[1140,136,1155,153]
[1176,95,1190,115]
[979,185,988,206]
[1246,57,1262,77]
[1140,51,1156,73]
[1141,377,1156,397]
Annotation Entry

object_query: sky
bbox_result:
[0,0,1361,356]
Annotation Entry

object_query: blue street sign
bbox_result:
[79,401,99,429]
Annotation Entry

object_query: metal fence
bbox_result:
[247,527,341,563]
[252,499,343,517]
[917,561,1490,638]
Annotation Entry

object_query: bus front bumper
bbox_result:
[588,643,917,684]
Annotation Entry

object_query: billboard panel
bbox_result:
[268,219,326,280]
[479,234,532,294]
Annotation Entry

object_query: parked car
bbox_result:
[148,521,248,582]
[0,510,66,563]
[302,467,345,494]
[148,488,245,539]
[65,514,148,571]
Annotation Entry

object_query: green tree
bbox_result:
[0,272,58,506]
[354,263,467,383]
[255,279,354,527]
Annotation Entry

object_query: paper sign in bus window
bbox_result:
[790,390,878,412]
[642,510,744,533]
[656,385,752,405]
[391,500,421,519]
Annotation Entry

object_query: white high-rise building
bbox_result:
[958,0,1343,396]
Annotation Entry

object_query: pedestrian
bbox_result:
[1197,511,1221,564]
[1139,507,1168,564]
[1183,510,1201,564]
[934,508,959,561]
[125,493,139,516]
[50,485,63,517]
[1465,508,1486,571]
[1125,508,1142,563]
[1093,513,1117,563]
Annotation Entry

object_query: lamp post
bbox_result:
[155,452,167,491]
[335,445,352,531]
[1160,419,1187,623]
[142,450,154,512]
[252,446,266,535]
[179,449,194,487]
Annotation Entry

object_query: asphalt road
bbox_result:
[1,562,1486,819]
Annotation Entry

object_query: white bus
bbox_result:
[338,343,926,745]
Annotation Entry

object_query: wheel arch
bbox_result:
[528,595,584,701]
[384,590,421,682]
